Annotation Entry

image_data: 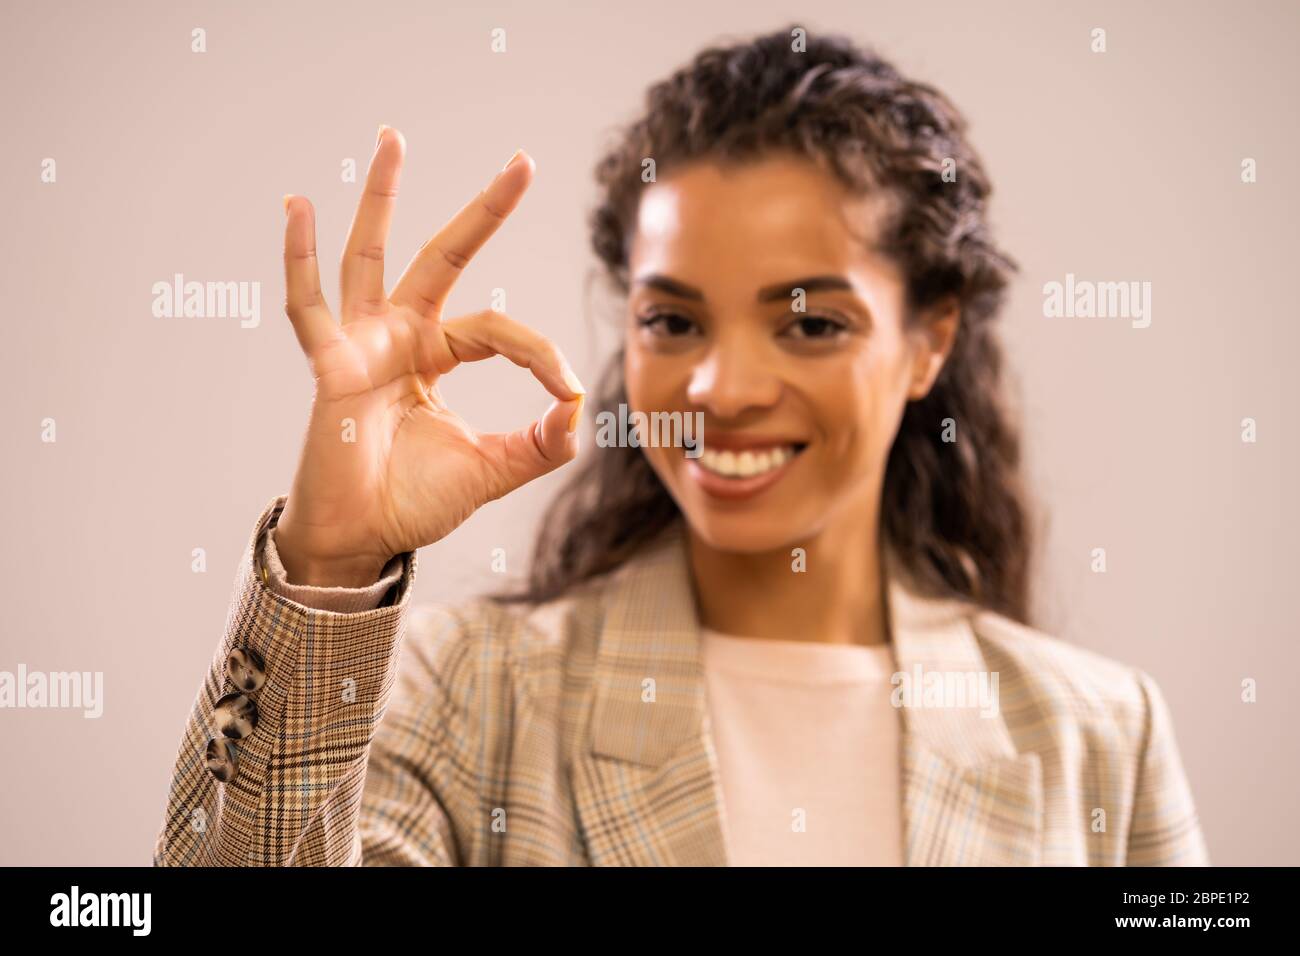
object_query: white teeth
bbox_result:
[694,444,799,479]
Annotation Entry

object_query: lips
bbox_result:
[684,440,807,500]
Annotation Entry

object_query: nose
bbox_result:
[685,332,782,419]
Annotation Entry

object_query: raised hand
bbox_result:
[273,127,585,587]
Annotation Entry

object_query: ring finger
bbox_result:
[340,125,405,320]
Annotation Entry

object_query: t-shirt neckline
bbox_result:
[699,627,898,684]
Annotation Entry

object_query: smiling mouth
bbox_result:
[690,443,808,479]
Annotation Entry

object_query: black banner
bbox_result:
[0,866,1278,941]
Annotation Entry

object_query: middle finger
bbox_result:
[391,149,534,319]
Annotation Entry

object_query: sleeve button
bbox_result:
[213,692,259,740]
[227,647,266,693]
[204,737,238,783]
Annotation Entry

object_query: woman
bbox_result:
[154,28,1208,866]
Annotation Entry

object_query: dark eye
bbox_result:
[637,311,699,337]
[783,314,848,340]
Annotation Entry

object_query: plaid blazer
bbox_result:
[154,496,1209,866]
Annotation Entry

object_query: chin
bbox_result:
[678,512,814,555]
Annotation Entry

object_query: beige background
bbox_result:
[1,0,1295,865]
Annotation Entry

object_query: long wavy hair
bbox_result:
[495,26,1035,625]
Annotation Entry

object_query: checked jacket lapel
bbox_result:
[569,526,1042,866]
[569,527,729,865]
[882,546,1044,866]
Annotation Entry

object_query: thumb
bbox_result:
[534,394,583,464]
[483,395,582,498]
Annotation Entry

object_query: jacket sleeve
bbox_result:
[152,495,458,866]
[261,523,403,613]
[1124,669,1210,866]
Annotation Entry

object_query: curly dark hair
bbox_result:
[496,26,1035,624]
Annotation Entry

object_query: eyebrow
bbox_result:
[633,273,854,303]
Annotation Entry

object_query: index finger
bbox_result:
[440,309,585,402]
[390,149,534,319]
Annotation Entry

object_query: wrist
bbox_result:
[282,553,387,589]
[273,521,388,589]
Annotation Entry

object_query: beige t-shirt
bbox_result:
[700,629,903,866]
[262,530,904,866]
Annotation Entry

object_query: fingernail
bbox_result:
[501,148,525,172]
[376,125,388,147]
[282,194,293,216]
[567,394,585,434]
[562,366,586,398]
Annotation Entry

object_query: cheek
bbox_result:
[623,346,683,477]
[623,336,653,403]
[807,345,909,462]
[625,340,684,407]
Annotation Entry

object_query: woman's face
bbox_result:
[624,152,957,554]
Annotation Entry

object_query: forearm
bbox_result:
[152,496,416,866]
